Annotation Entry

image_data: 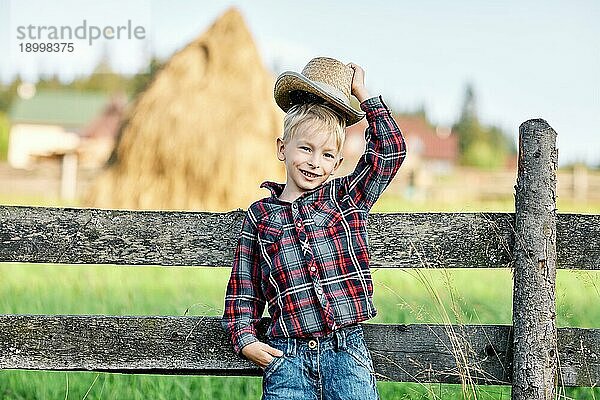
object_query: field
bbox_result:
[1,194,599,399]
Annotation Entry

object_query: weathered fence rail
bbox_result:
[1,208,598,270]
[0,316,599,387]
[1,119,599,398]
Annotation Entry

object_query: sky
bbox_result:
[1,0,599,166]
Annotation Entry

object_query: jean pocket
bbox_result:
[263,355,287,378]
[345,340,375,374]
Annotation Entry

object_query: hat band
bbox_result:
[312,81,350,107]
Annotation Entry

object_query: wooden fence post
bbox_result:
[512,119,558,399]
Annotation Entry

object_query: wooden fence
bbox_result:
[1,119,599,399]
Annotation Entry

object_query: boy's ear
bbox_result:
[276,138,286,161]
[333,156,344,173]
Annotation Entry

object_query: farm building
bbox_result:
[7,89,124,170]
[344,113,458,200]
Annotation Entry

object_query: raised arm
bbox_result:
[343,64,407,211]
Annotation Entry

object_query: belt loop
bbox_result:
[287,338,296,357]
[335,328,347,352]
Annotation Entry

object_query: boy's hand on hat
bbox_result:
[241,341,284,369]
[347,62,370,103]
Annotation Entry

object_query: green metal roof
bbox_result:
[9,90,110,128]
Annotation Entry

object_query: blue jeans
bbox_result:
[262,325,379,400]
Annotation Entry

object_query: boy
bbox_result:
[222,57,406,399]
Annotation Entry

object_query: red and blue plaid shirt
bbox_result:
[222,96,406,354]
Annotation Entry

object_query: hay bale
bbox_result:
[86,8,285,211]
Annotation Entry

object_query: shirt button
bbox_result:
[316,288,323,295]
[296,221,303,228]
[310,266,317,272]
[292,203,298,209]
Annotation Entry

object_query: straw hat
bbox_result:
[274,57,366,126]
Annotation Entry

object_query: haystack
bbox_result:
[86,8,285,211]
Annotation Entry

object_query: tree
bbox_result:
[129,56,164,98]
[70,56,129,94]
[453,84,515,169]
[0,75,23,113]
[0,112,10,160]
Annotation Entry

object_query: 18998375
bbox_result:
[19,42,74,52]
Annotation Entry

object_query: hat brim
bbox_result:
[274,71,365,126]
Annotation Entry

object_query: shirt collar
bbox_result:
[260,180,324,203]
[260,181,285,198]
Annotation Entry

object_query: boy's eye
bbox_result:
[300,146,311,152]
[324,153,335,159]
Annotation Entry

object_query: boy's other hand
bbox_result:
[241,341,284,369]
[347,62,371,103]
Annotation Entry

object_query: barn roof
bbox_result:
[10,90,109,128]
[396,115,458,161]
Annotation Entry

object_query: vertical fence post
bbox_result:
[512,119,558,399]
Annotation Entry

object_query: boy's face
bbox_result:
[277,125,343,197]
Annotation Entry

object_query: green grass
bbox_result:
[1,194,599,399]
[0,372,265,400]
[1,264,599,399]
[1,265,596,327]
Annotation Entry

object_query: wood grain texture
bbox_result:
[0,316,597,386]
[512,119,558,399]
[1,206,598,269]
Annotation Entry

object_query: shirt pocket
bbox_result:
[311,200,343,228]
[257,218,284,254]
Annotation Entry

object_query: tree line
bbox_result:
[1,59,516,169]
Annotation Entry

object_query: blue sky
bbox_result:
[1,0,599,166]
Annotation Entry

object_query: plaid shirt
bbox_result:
[222,96,406,354]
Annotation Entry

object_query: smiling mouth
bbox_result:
[300,169,321,179]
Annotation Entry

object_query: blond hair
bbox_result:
[282,103,346,153]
